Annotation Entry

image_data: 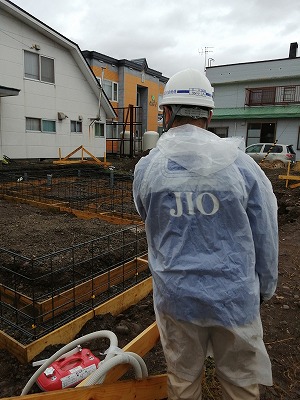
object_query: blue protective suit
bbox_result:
[133,125,278,328]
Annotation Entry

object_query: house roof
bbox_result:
[82,51,169,83]
[212,105,300,120]
[0,0,116,119]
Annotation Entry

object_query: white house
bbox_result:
[0,0,116,161]
[206,42,300,160]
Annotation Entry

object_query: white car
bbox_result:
[245,143,296,165]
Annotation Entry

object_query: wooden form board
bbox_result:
[1,194,141,225]
[66,208,141,225]
[0,257,149,322]
[0,299,166,400]
[40,256,149,320]
[1,374,167,400]
[78,321,160,385]
[0,277,153,363]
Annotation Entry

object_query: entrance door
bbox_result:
[246,122,276,146]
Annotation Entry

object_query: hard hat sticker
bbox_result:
[163,88,212,98]
[188,88,211,97]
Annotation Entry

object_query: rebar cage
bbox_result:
[0,166,149,344]
[0,225,148,343]
[0,167,139,223]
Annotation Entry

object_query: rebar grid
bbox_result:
[0,224,148,344]
[0,168,138,219]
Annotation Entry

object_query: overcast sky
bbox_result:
[11,0,300,77]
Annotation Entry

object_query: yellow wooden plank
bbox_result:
[66,209,141,225]
[61,145,83,160]
[0,329,28,364]
[1,195,64,211]
[278,175,300,181]
[103,322,160,384]
[1,375,167,400]
[289,182,300,189]
[25,277,153,363]
[92,277,153,317]
[82,146,102,164]
[77,321,159,387]
[40,258,149,320]
[0,278,152,363]
[0,285,37,310]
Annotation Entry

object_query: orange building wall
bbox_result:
[90,65,165,131]
[91,66,119,109]
[123,73,162,132]
[92,66,119,83]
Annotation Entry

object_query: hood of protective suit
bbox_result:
[157,124,243,176]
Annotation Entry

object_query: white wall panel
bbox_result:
[0,7,108,160]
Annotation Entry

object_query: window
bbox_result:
[102,79,118,101]
[208,127,228,138]
[71,121,82,133]
[42,120,56,133]
[26,117,56,133]
[41,56,55,83]
[250,87,275,105]
[24,51,55,84]
[24,51,39,80]
[245,144,263,153]
[246,87,275,105]
[26,117,41,131]
[264,145,283,154]
[94,122,104,137]
[283,86,296,102]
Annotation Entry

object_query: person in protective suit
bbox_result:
[133,68,278,400]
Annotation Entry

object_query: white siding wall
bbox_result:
[0,9,106,159]
[276,120,299,149]
[207,58,300,160]
[212,84,246,108]
[207,58,300,85]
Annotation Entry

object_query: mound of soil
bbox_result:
[0,160,299,399]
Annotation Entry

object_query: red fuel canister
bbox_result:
[37,348,100,391]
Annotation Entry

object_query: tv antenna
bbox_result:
[198,47,214,71]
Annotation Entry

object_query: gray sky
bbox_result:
[11,0,300,77]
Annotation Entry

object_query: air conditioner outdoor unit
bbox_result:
[58,112,67,120]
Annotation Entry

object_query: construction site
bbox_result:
[0,158,299,400]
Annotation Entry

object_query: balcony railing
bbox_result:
[245,85,300,106]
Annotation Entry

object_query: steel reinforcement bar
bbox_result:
[0,224,148,343]
[0,167,140,224]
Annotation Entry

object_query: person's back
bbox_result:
[134,124,277,327]
[133,69,278,400]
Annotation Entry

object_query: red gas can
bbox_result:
[37,348,100,391]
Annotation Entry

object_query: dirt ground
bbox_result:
[0,158,299,399]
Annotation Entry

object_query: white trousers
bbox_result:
[167,371,260,400]
[156,313,272,400]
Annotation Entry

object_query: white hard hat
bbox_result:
[159,68,214,109]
